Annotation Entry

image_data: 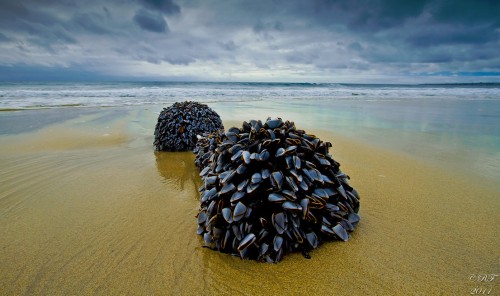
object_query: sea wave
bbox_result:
[0,81,498,110]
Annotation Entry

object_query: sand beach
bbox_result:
[0,102,498,295]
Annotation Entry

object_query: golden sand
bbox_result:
[0,113,498,295]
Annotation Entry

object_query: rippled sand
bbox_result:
[0,107,498,295]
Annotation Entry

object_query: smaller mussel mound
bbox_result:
[154,101,224,151]
[195,118,360,262]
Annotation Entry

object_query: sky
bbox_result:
[0,0,499,83]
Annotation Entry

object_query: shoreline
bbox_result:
[1,102,498,180]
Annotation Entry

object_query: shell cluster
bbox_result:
[194,118,360,262]
[154,101,224,151]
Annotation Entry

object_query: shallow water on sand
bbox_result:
[211,99,500,183]
[0,106,498,295]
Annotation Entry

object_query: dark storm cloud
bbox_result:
[0,1,57,28]
[0,0,498,81]
[287,0,498,75]
[290,0,498,36]
[163,54,194,65]
[179,0,498,71]
[72,12,111,35]
[133,9,168,33]
[0,1,81,48]
[430,0,499,24]
[218,40,238,51]
[407,25,496,47]
[253,21,284,33]
[0,1,31,20]
[0,33,10,42]
[137,0,181,15]
[299,0,428,32]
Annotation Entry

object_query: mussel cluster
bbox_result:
[154,101,223,151]
[194,118,360,262]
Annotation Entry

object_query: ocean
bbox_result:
[1,81,499,109]
[0,81,499,180]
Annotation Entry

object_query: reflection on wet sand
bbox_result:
[155,151,202,194]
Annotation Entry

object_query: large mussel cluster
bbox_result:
[154,101,224,151]
[194,118,360,262]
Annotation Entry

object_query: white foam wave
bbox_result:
[0,82,498,110]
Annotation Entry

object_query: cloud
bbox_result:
[133,8,168,33]
[0,0,498,82]
[73,12,111,35]
[137,0,180,15]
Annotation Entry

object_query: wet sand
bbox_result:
[0,107,498,295]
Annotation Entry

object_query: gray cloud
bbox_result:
[253,21,284,33]
[301,0,428,32]
[73,12,111,35]
[406,23,498,47]
[0,0,498,82]
[133,9,168,33]
[138,0,180,15]
[218,40,238,51]
[0,33,10,42]
[348,42,363,51]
